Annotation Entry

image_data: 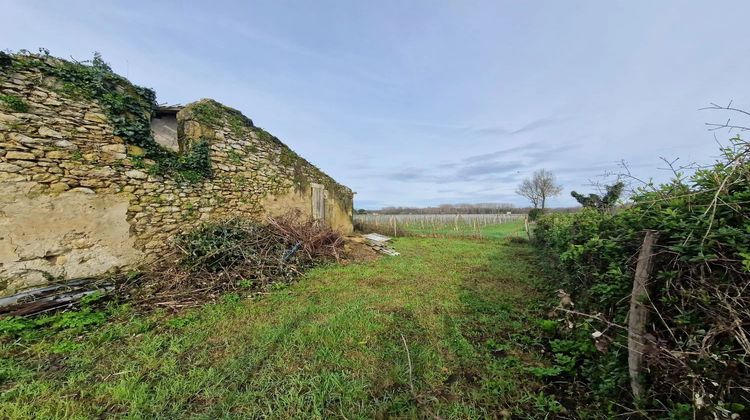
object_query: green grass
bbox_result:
[0,236,559,418]
[404,220,527,239]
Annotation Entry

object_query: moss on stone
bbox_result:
[188,100,254,137]
[0,94,29,112]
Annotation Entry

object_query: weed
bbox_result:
[168,314,197,329]
[0,316,34,335]
[130,155,145,169]
[0,94,28,112]
[222,293,241,304]
[227,150,242,165]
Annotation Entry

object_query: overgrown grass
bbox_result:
[0,236,558,418]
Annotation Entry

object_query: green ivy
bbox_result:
[0,290,109,338]
[0,94,28,112]
[146,139,212,183]
[6,51,212,182]
[0,51,12,68]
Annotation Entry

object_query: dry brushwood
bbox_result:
[265,209,344,261]
[123,212,344,307]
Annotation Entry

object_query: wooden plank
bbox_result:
[311,183,326,221]
[0,281,113,317]
[628,230,659,401]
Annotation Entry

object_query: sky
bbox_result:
[2,1,749,209]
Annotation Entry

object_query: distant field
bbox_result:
[354,213,527,239]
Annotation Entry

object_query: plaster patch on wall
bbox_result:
[260,185,353,234]
[0,183,143,296]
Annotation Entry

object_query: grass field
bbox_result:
[0,233,559,418]
[405,219,527,240]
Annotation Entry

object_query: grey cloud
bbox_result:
[510,117,564,135]
[526,143,580,160]
[455,160,525,178]
[462,142,543,163]
[471,116,567,138]
[384,159,525,184]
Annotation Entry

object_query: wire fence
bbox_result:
[353,213,526,239]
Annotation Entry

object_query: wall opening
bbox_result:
[150,106,181,152]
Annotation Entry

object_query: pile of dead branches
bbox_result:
[126,211,343,307]
[266,209,344,261]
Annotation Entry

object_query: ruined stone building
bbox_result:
[0,53,353,296]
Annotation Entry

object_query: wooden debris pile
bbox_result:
[0,279,113,317]
[362,233,400,256]
[130,211,344,307]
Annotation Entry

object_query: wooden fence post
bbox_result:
[628,230,659,402]
[524,216,530,240]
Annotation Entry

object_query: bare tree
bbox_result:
[516,178,541,208]
[516,169,563,209]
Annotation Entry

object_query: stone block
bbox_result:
[5,151,36,160]
[83,112,108,123]
[0,163,22,173]
[54,140,77,149]
[127,145,145,156]
[68,187,95,194]
[49,182,70,193]
[46,151,70,159]
[125,170,148,180]
[38,126,63,138]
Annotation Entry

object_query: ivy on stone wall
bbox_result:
[6,50,212,183]
[148,139,212,182]
[0,94,28,112]
[0,51,12,68]
[3,50,352,205]
[279,143,353,211]
[189,100,254,138]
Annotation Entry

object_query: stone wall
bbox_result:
[0,53,353,296]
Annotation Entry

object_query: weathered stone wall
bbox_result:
[0,55,353,295]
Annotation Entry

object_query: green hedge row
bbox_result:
[534,137,750,417]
